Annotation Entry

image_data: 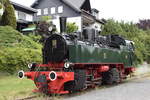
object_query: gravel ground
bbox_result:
[64,77,150,100]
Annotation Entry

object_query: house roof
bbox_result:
[92,8,99,13]
[31,0,39,7]
[61,0,86,12]
[10,1,37,13]
[81,10,105,24]
[31,0,86,12]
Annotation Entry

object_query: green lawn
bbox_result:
[0,74,36,100]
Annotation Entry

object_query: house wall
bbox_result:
[33,0,80,21]
[31,0,102,33]
[15,10,34,22]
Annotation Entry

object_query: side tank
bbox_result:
[68,44,134,68]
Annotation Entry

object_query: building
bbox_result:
[10,0,104,32]
[31,0,104,32]
[10,1,37,31]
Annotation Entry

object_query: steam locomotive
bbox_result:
[18,17,135,94]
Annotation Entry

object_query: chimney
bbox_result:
[91,8,99,19]
[59,17,67,33]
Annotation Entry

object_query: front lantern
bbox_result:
[49,71,57,81]
[18,70,25,79]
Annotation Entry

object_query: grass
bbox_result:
[0,74,36,100]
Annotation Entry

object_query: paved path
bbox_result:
[64,77,150,100]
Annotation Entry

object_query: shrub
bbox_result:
[27,34,41,43]
[0,47,42,74]
[16,35,42,49]
[0,26,42,74]
[0,26,22,47]
[0,26,42,49]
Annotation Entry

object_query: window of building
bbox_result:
[37,9,41,15]
[43,8,48,15]
[18,11,26,20]
[58,6,63,13]
[51,7,56,14]
[26,14,33,21]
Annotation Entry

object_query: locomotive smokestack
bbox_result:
[60,17,67,33]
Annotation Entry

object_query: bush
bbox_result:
[27,34,41,43]
[16,35,42,49]
[0,47,42,74]
[0,26,42,74]
[0,26,22,47]
[0,26,42,49]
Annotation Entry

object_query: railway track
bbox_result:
[16,73,150,100]
[16,96,38,100]
[16,94,59,100]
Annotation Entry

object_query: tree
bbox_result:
[101,19,150,64]
[137,19,150,30]
[0,0,16,29]
[66,22,78,33]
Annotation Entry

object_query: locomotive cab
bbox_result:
[43,34,68,63]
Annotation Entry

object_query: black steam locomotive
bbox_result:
[18,17,135,94]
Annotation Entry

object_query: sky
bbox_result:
[11,0,150,23]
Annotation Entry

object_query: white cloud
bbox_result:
[11,0,150,22]
[90,0,150,22]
